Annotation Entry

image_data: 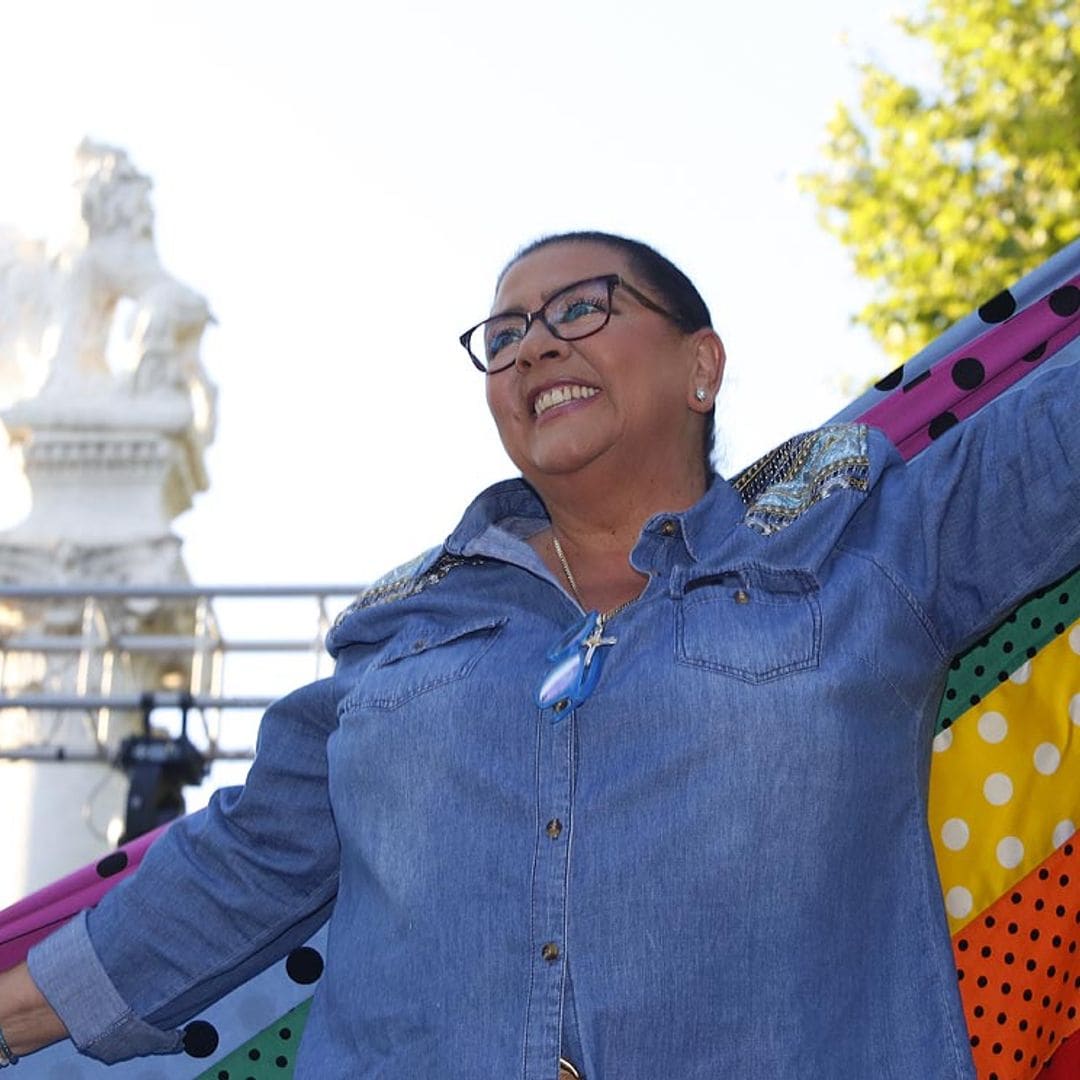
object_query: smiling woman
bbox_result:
[476,235,725,642]
[1,230,1078,1080]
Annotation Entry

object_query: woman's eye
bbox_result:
[554,295,605,324]
[487,326,522,356]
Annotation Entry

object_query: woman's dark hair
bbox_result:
[500,230,717,468]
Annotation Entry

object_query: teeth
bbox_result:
[534,384,599,417]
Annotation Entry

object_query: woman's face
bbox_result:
[485,242,708,488]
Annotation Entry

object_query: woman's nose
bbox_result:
[514,319,566,370]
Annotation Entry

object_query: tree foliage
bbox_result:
[802,0,1080,360]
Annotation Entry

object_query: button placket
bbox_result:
[523,690,574,1078]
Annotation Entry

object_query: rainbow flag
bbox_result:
[833,237,1080,1078]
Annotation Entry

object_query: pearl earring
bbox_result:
[694,388,708,402]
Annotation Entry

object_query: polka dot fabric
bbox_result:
[857,269,1080,461]
[954,840,1080,1079]
[0,825,167,973]
[937,568,1080,733]
[194,1000,312,1080]
[0,923,327,1077]
[930,619,1080,933]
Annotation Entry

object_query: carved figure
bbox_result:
[30,139,216,443]
[0,141,218,544]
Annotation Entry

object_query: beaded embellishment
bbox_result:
[331,549,485,630]
[732,423,870,536]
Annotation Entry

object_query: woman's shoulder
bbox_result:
[325,546,489,656]
[728,422,900,539]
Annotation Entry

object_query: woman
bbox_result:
[1,231,1077,1078]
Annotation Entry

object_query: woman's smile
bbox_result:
[531,381,602,421]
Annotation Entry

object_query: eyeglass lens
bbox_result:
[471,276,614,370]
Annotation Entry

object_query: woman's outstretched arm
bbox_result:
[18,676,342,1064]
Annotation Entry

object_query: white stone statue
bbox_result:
[0,140,218,549]
[41,139,217,439]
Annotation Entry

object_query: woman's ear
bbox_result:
[686,330,726,411]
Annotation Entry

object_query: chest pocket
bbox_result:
[674,566,821,683]
[343,616,507,710]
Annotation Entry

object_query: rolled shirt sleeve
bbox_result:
[27,911,182,1061]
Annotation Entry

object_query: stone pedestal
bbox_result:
[0,413,198,905]
[2,390,206,547]
[0,396,208,906]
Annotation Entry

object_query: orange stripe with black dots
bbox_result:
[953,839,1080,1078]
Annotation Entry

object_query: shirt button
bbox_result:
[541,942,560,963]
[553,698,571,713]
[734,589,750,604]
[660,519,677,536]
[546,818,563,839]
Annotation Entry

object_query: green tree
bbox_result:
[803,0,1080,360]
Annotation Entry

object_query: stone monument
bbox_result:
[0,141,217,904]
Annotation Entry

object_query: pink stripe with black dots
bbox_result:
[858,278,1080,458]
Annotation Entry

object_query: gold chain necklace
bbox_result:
[551,533,638,626]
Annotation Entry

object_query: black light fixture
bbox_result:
[117,692,207,843]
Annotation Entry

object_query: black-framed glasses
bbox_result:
[459,274,679,374]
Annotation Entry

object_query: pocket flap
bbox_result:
[674,564,821,683]
[375,615,507,667]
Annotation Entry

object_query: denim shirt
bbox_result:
[29,359,1080,1078]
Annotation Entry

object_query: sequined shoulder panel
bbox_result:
[732,424,871,537]
[332,548,484,628]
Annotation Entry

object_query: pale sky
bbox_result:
[0,1,932,817]
[0,0,933,580]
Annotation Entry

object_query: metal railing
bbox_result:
[0,584,362,764]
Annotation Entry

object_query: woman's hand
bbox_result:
[0,961,68,1058]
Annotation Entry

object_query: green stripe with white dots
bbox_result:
[935,564,1079,734]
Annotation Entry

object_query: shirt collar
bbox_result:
[444,478,548,560]
[642,474,747,562]
[443,474,747,565]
